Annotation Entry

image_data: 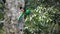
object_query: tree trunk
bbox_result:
[4,0,25,34]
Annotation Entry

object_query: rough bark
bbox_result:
[4,0,25,34]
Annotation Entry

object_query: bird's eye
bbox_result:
[20,7,22,9]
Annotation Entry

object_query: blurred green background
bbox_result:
[24,0,60,34]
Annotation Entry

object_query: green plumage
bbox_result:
[17,9,31,21]
[17,12,24,21]
[25,9,30,15]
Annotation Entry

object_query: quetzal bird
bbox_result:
[17,7,31,21]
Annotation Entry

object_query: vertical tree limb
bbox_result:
[4,0,25,34]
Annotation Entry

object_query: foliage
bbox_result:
[0,0,5,34]
[24,5,60,34]
[0,0,4,20]
[24,0,60,34]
